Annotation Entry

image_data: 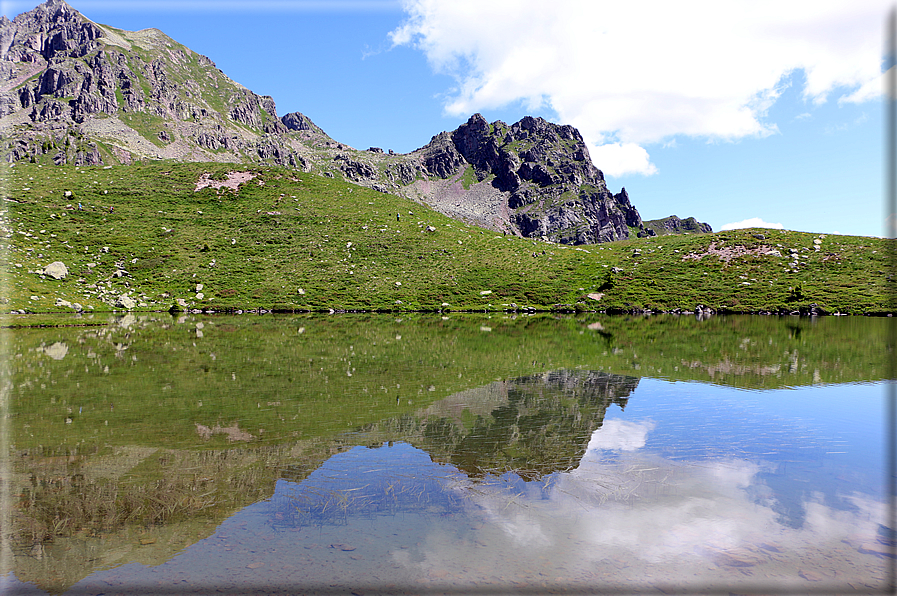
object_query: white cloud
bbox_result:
[391,1,889,174]
[587,142,657,177]
[719,217,785,231]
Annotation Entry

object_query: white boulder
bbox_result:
[41,261,68,279]
[114,295,137,309]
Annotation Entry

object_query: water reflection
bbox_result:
[372,371,638,480]
[38,380,890,594]
[2,314,892,593]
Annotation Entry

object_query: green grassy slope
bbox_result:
[1,161,893,314]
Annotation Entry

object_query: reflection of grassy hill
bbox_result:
[588,312,891,388]
[9,438,350,594]
[10,313,623,452]
[8,313,888,454]
[2,161,894,314]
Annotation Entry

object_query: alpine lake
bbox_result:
[0,312,893,595]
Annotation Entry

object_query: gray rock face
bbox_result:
[0,0,331,168]
[400,114,646,244]
[333,153,376,181]
[41,261,67,279]
[281,111,322,133]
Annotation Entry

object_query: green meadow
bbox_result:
[2,161,893,316]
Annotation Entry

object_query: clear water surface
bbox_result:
[1,313,892,594]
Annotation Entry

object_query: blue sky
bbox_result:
[2,0,889,237]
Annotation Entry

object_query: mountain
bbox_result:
[0,0,711,244]
[0,0,332,169]
[379,113,647,243]
[642,215,713,236]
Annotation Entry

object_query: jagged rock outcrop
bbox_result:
[282,111,322,133]
[387,114,650,243]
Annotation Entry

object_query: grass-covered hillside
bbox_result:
[1,161,893,316]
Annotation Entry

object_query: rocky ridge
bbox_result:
[0,0,711,244]
[0,0,334,169]
[388,114,649,243]
[642,215,713,237]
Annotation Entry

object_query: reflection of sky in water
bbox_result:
[269,442,470,528]
[612,379,887,527]
[415,379,890,589]
[57,378,890,593]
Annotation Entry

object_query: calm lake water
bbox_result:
[0,313,893,594]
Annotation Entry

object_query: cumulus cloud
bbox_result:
[587,142,657,177]
[719,217,785,231]
[391,0,889,175]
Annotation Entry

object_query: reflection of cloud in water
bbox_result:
[397,426,888,588]
[566,456,777,561]
[584,419,654,451]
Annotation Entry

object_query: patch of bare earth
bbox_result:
[681,242,780,264]
[194,171,257,192]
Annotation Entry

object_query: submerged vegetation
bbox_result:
[1,161,893,317]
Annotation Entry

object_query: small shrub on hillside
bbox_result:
[788,283,805,302]
[598,270,616,291]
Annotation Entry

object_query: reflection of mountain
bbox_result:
[11,369,636,592]
[361,371,638,480]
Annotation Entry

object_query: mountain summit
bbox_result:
[392,113,644,243]
[0,0,710,244]
[0,0,327,167]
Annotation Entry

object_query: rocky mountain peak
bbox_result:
[1,0,100,63]
[384,113,655,243]
[0,0,333,168]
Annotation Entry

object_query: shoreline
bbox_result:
[3,306,892,329]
